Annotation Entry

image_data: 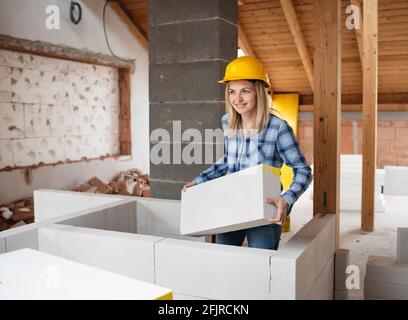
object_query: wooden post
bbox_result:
[361,0,378,232]
[313,0,341,246]
[119,69,132,155]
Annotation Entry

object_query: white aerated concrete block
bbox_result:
[173,293,208,300]
[335,248,350,291]
[155,238,274,300]
[60,201,137,233]
[365,255,408,300]
[5,229,38,252]
[136,198,206,242]
[273,213,336,299]
[34,189,127,222]
[365,281,408,300]
[365,256,408,286]
[306,257,334,300]
[136,198,180,236]
[397,228,408,264]
[334,289,349,300]
[0,238,5,254]
[384,166,408,196]
[38,224,164,283]
[0,249,172,300]
[180,164,281,236]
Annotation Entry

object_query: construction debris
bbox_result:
[0,169,149,232]
[72,169,150,197]
[0,197,34,231]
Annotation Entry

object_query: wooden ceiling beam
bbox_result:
[238,21,274,93]
[108,1,148,51]
[280,0,314,91]
[238,21,257,58]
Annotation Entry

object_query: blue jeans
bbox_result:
[215,224,282,250]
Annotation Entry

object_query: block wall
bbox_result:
[297,119,408,168]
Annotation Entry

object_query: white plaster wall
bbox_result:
[0,0,149,203]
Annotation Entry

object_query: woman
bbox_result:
[182,56,312,250]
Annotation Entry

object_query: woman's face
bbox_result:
[228,80,257,117]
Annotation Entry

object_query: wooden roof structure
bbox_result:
[113,0,408,110]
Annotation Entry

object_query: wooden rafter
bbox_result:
[238,21,257,58]
[280,0,314,91]
[108,1,148,51]
[361,0,378,232]
[350,0,364,66]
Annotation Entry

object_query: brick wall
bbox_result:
[297,120,408,168]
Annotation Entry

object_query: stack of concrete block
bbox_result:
[270,213,336,300]
[155,213,335,300]
[365,228,408,299]
[334,248,350,300]
[365,256,408,299]
[3,189,337,300]
[384,166,408,196]
[340,155,384,212]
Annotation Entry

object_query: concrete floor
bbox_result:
[281,190,408,299]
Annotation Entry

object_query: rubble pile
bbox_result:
[72,169,151,197]
[0,169,149,232]
[0,197,34,231]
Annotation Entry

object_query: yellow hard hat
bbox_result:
[218,56,271,88]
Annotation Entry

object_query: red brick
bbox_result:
[398,156,408,166]
[391,140,408,152]
[341,127,353,140]
[341,120,354,127]
[298,121,313,127]
[299,138,313,157]
[396,127,408,139]
[392,121,408,128]
[341,139,354,154]
[378,154,399,168]
[377,140,391,154]
[303,126,313,139]
[378,127,396,140]
[379,121,393,127]
[297,126,304,139]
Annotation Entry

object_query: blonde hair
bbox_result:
[225,80,273,133]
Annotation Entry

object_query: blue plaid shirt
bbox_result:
[192,113,312,212]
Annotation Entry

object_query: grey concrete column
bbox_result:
[149,0,237,199]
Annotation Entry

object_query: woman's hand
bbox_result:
[182,181,196,192]
[266,197,288,225]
